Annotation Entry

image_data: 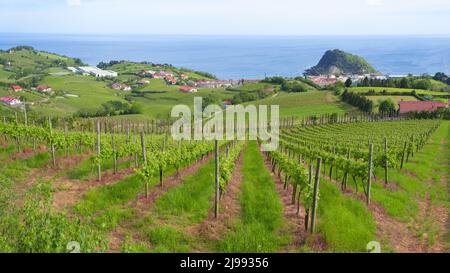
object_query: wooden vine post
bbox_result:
[97,120,101,182]
[140,131,148,198]
[400,141,407,169]
[304,163,314,231]
[310,157,321,234]
[367,143,373,205]
[15,112,21,153]
[384,137,388,184]
[214,139,220,219]
[160,136,166,187]
[48,117,56,168]
[112,129,117,174]
[32,120,36,151]
[23,100,28,126]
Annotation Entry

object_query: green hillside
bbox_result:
[0,46,361,121]
[305,49,378,76]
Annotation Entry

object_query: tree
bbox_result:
[345,78,352,88]
[378,99,396,115]
[400,78,409,89]
[433,72,448,82]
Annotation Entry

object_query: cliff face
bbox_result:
[305,49,378,76]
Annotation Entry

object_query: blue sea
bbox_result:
[1,33,450,79]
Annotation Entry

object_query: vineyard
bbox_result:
[0,118,448,253]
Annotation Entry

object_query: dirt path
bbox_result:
[260,151,315,252]
[185,150,245,245]
[107,153,215,252]
[13,153,91,205]
[52,166,136,211]
[10,145,48,160]
[414,134,449,253]
[369,200,421,253]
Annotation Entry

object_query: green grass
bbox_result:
[366,95,418,107]
[33,75,126,116]
[218,141,288,252]
[153,158,217,224]
[65,156,132,181]
[0,48,77,75]
[230,82,279,92]
[249,91,358,118]
[142,226,195,253]
[370,121,449,222]
[0,70,14,83]
[316,179,376,252]
[75,162,177,217]
[132,81,235,119]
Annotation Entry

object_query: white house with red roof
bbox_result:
[111,83,131,91]
[36,85,52,93]
[179,86,198,93]
[11,85,23,92]
[0,96,21,106]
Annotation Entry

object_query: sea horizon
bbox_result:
[1,33,450,79]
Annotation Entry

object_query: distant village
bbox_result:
[306,73,412,87]
[1,57,448,115]
[1,65,258,108]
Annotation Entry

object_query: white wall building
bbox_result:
[77,66,118,78]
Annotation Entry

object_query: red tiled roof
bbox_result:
[11,85,23,91]
[37,85,51,90]
[0,96,19,103]
[398,101,447,114]
[179,86,195,92]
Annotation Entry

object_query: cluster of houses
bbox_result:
[111,83,132,91]
[68,66,118,78]
[10,84,52,93]
[140,70,185,85]
[178,86,198,93]
[307,74,388,87]
[188,80,240,89]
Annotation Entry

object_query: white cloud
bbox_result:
[366,0,383,6]
[67,0,81,7]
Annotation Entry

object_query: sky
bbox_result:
[0,0,450,35]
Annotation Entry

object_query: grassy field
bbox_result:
[31,75,126,116]
[366,95,418,112]
[249,91,358,117]
[0,48,77,74]
[0,70,14,83]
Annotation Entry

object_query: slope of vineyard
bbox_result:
[0,118,448,253]
[274,120,448,252]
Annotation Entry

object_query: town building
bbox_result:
[398,100,448,114]
[36,85,52,93]
[138,79,150,85]
[307,76,337,86]
[111,83,131,91]
[223,100,233,108]
[179,86,198,93]
[77,66,118,78]
[11,85,23,92]
[0,96,21,106]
